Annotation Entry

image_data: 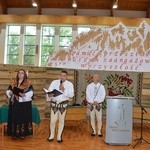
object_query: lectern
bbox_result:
[105,96,133,145]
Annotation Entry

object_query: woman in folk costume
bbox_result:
[6,69,34,139]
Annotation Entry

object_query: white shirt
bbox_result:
[6,90,33,103]
[86,82,106,104]
[47,79,74,103]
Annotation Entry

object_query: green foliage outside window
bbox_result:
[6,25,82,66]
[41,26,55,66]
[24,26,36,65]
[59,26,72,49]
[7,25,20,64]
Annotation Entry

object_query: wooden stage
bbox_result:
[0,119,150,150]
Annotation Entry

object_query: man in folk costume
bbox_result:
[86,74,106,137]
[47,70,74,143]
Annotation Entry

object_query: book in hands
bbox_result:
[13,87,23,96]
[43,88,63,97]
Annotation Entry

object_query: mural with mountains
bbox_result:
[47,21,150,72]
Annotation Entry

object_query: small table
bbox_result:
[0,104,41,136]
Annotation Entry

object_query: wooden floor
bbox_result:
[0,119,150,150]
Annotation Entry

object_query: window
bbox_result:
[78,27,91,34]
[7,25,21,64]
[6,24,93,66]
[59,26,72,49]
[41,26,55,66]
[24,26,36,65]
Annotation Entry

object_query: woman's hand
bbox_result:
[14,95,19,101]
[9,91,13,96]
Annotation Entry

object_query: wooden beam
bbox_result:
[143,72,150,79]
[147,7,150,18]
[142,89,150,96]
[0,0,7,14]
[37,6,41,15]
[0,15,149,26]
[36,0,41,15]
[110,0,114,17]
[110,8,114,17]
[143,79,150,84]
[73,7,77,16]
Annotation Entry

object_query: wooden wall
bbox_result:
[133,72,150,120]
[141,73,150,104]
[0,64,75,118]
[0,64,149,121]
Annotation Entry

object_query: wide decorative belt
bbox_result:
[51,100,68,114]
[51,100,68,104]
[87,103,102,111]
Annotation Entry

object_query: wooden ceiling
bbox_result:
[0,0,150,14]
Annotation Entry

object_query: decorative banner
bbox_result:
[47,21,150,72]
[76,70,140,105]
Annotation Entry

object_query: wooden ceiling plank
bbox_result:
[0,0,7,14]
[5,0,149,11]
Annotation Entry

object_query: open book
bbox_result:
[43,88,63,97]
[13,87,23,96]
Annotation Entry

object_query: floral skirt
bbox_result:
[7,100,33,138]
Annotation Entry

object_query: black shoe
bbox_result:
[12,136,17,139]
[57,139,63,143]
[47,138,54,142]
[98,134,103,137]
[91,133,96,136]
[20,136,25,140]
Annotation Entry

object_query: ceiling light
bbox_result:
[32,0,38,7]
[113,0,118,9]
[72,0,77,8]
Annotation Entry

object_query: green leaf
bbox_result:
[103,79,109,86]
[130,86,133,90]
[110,74,114,78]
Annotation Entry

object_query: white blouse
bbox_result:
[6,89,33,103]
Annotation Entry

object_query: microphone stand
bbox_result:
[130,93,150,148]
[133,102,149,148]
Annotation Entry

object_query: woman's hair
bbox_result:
[16,69,28,86]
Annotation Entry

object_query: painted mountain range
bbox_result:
[47,21,150,71]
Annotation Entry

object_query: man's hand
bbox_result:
[59,85,65,92]
[94,101,98,105]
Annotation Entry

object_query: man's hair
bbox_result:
[61,70,68,75]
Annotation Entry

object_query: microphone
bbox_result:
[60,80,63,85]
[59,80,64,91]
